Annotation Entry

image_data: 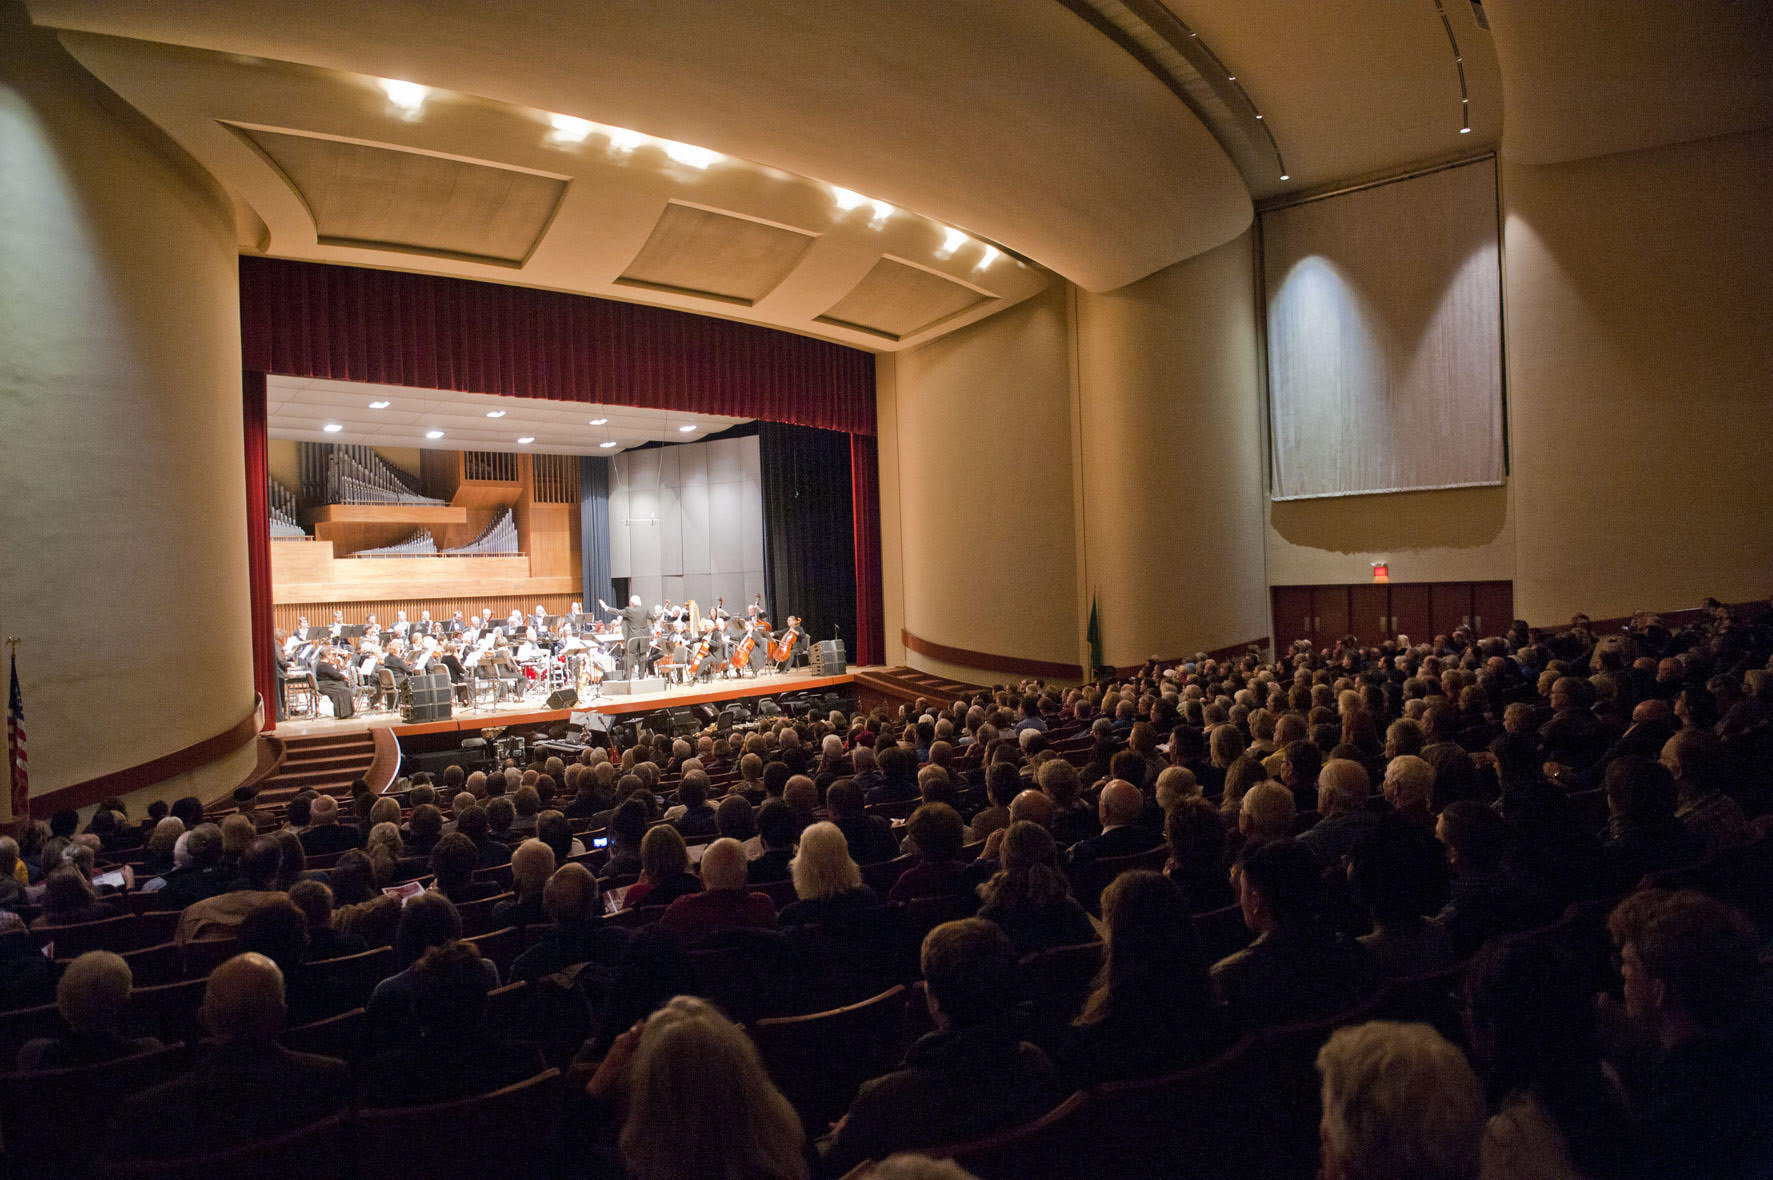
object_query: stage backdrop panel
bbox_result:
[1262,158,1504,501]
[609,435,765,613]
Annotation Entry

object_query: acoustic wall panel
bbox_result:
[612,435,763,613]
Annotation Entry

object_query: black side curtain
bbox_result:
[758,422,857,662]
[579,456,614,614]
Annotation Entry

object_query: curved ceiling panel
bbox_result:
[54,33,1049,352]
[27,0,1255,291]
[1161,0,1502,197]
[1484,0,1773,165]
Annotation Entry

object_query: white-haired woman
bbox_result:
[591,995,808,1180]
[778,821,881,928]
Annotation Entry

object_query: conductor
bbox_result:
[599,595,651,677]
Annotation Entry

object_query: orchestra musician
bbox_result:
[271,631,292,721]
[329,610,346,638]
[439,641,473,705]
[390,610,410,638]
[312,650,356,718]
[531,603,549,635]
[415,609,435,638]
[446,610,465,637]
[379,640,414,708]
[769,615,806,672]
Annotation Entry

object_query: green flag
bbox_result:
[1086,594,1102,678]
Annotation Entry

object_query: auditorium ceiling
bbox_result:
[24,0,1772,350]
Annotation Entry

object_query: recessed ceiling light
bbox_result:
[425,430,445,440]
[1227,76,1236,81]
[548,113,594,143]
[1459,126,1471,134]
[599,441,618,449]
[1280,174,1290,181]
[517,436,535,445]
[322,423,343,433]
[1254,114,1263,120]
[662,141,720,169]
[588,418,608,426]
[369,400,391,410]
[607,127,646,155]
[485,410,506,418]
[678,424,698,433]
[379,78,427,114]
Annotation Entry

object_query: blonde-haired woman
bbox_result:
[591,995,808,1180]
[779,821,882,928]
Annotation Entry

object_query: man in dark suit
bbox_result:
[1066,779,1163,865]
[1210,839,1378,1030]
[827,780,901,865]
[105,953,351,1162]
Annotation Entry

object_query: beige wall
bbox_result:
[1076,231,1270,664]
[886,282,1082,679]
[1503,128,1773,622]
[267,438,300,490]
[0,13,254,811]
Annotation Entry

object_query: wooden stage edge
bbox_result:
[274,668,891,741]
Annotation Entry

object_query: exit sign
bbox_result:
[1372,563,1390,583]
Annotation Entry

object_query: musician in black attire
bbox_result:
[599,595,651,678]
[379,643,415,709]
[271,633,292,721]
[313,652,355,718]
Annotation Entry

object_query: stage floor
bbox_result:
[275,666,875,739]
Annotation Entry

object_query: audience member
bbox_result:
[658,838,776,940]
[820,920,1060,1172]
[779,821,884,928]
[623,825,702,910]
[1315,1021,1487,1180]
[17,950,162,1070]
[106,953,351,1161]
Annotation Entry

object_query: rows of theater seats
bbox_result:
[4,679,1772,1177]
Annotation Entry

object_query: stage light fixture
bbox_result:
[588,417,608,426]
[369,400,391,409]
[517,436,535,444]
[426,430,445,439]
[323,423,343,433]
[486,410,506,418]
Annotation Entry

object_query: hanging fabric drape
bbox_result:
[242,371,276,729]
[240,257,876,435]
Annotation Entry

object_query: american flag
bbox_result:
[6,656,25,823]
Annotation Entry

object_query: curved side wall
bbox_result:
[0,14,256,815]
[1075,231,1270,665]
[1503,128,1773,623]
[882,283,1083,682]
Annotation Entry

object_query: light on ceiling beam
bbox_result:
[662,141,720,169]
[831,186,867,212]
[485,410,506,418]
[425,430,445,440]
[368,400,391,410]
[678,424,698,433]
[599,440,619,449]
[607,127,647,156]
[517,436,535,445]
[322,423,343,433]
[1280,173,1290,181]
[548,113,594,144]
[868,199,894,228]
[588,418,608,426]
[975,243,1000,271]
[379,78,427,115]
[936,227,968,260]
[1459,126,1471,133]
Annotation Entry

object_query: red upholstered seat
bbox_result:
[356,1068,564,1180]
[98,1111,350,1180]
[927,1091,1093,1180]
[753,984,909,1133]
[1,1045,192,1174]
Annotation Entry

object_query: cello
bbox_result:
[686,616,716,681]
[729,617,760,676]
[767,615,802,671]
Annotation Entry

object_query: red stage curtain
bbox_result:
[850,433,885,667]
[239,258,876,436]
[242,371,277,730]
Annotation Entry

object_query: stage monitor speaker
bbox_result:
[810,640,846,676]
[401,669,453,723]
[546,688,579,710]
